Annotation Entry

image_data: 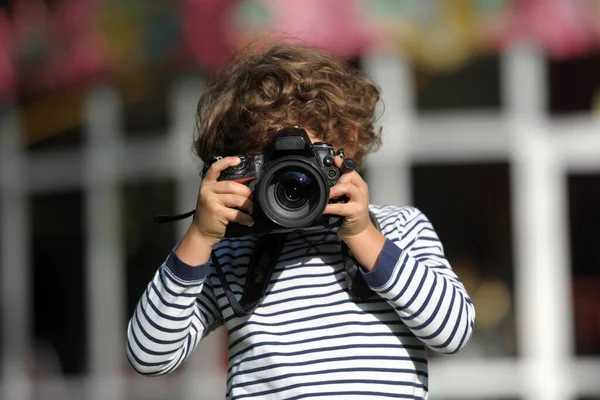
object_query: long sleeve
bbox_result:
[361,207,475,354]
[126,249,223,375]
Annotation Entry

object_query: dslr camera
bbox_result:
[205,127,352,237]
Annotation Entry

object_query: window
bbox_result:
[121,77,172,138]
[411,163,516,357]
[568,173,600,355]
[25,123,84,153]
[414,55,502,112]
[548,52,600,114]
[122,179,177,321]
[31,190,86,375]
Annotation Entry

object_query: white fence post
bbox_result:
[505,44,574,400]
[170,76,229,399]
[363,51,414,207]
[0,104,32,400]
[84,86,126,400]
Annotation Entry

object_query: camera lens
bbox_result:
[276,172,310,209]
[257,157,329,229]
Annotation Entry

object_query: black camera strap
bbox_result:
[211,233,286,317]
[154,210,379,317]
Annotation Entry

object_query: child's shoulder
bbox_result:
[368,204,424,226]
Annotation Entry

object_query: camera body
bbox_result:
[205,127,346,237]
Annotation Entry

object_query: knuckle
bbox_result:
[215,207,228,218]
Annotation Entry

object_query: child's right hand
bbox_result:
[175,157,253,266]
[193,156,254,245]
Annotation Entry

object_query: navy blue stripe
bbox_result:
[224,296,387,324]
[193,308,209,330]
[389,259,420,302]
[378,219,399,233]
[255,296,384,318]
[245,288,346,311]
[196,292,219,322]
[137,300,191,334]
[413,252,445,260]
[375,253,410,294]
[411,245,442,251]
[126,339,169,369]
[129,322,176,357]
[232,367,428,389]
[134,308,190,343]
[197,286,220,315]
[431,292,464,350]
[161,265,205,289]
[401,219,429,241]
[217,279,344,308]
[285,391,421,400]
[229,343,424,377]
[449,308,471,354]
[228,330,417,363]
[229,355,427,381]
[231,378,427,399]
[402,271,438,320]
[143,287,193,322]
[150,283,190,310]
[229,320,405,351]
[228,308,397,336]
[418,283,457,341]
[409,276,447,329]
[278,250,342,264]
[158,269,202,298]
[164,251,209,282]
[395,265,429,311]
[214,243,257,256]
[217,257,344,280]
[215,277,345,305]
[161,343,187,376]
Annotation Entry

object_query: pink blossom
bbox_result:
[488,0,600,59]
[0,10,17,100]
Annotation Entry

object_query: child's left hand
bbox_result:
[323,156,372,241]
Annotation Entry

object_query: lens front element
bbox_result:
[257,157,329,228]
[276,172,311,210]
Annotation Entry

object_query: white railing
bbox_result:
[2,45,600,400]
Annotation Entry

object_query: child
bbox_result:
[126,42,475,400]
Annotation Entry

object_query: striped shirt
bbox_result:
[126,205,475,399]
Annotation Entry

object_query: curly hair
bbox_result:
[193,41,382,166]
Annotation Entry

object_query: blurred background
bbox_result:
[1,0,599,399]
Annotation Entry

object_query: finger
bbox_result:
[333,155,344,169]
[219,207,254,227]
[323,202,359,217]
[212,180,253,198]
[218,194,254,214]
[203,157,241,183]
[329,182,363,201]
[338,170,369,193]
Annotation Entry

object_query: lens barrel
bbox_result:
[257,157,329,228]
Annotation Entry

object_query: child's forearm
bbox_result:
[175,223,219,266]
[341,224,387,272]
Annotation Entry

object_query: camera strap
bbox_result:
[211,233,286,317]
[154,210,380,316]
